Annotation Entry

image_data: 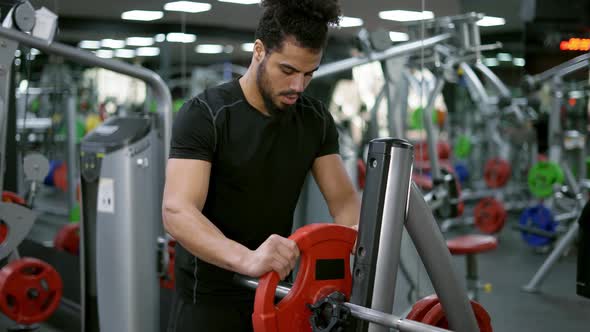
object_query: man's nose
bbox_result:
[289,74,305,93]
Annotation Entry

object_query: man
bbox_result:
[162,0,360,330]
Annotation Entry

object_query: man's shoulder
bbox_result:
[193,80,245,117]
[298,94,330,120]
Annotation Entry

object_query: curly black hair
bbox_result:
[255,0,341,53]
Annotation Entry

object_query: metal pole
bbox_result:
[66,91,77,218]
[314,34,452,79]
[475,62,511,99]
[523,222,580,292]
[405,184,479,332]
[234,275,452,332]
[423,77,445,180]
[350,138,413,332]
[549,78,563,163]
[459,62,491,106]
[0,26,173,159]
[0,37,18,194]
[528,53,590,86]
[368,140,413,332]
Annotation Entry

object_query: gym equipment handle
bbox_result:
[234,274,453,332]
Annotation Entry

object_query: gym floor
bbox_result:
[2,187,589,331]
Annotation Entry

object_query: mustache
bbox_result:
[279,91,301,97]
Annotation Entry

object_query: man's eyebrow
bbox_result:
[280,63,319,74]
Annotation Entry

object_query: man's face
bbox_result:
[256,38,323,115]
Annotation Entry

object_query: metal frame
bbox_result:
[0,4,172,331]
[521,55,590,292]
[237,138,478,332]
[350,139,478,332]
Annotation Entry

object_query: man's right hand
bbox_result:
[241,234,300,280]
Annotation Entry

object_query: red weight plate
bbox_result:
[0,223,7,245]
[2,191,26,205]
[406,294,440,322]
[415,142,451,162]
[357,159,366,190]
[0,258,63,325]
[53,164,68,192]
[160,240,176,289]
[438,141,451,160]
[484,159,511,188]
[422,300,493,332]
[474,198,507,234]
[252,224,356,332]
[54,224,80,255]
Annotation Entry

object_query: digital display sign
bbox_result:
[560,38,590,51]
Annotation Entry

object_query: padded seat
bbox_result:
[446,234,498,255]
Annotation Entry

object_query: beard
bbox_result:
[256,56,297,118]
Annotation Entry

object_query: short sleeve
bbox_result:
[316,105,340,158]
[169,98,216,161]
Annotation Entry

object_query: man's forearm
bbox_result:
[163,204,250,274]
[333,192,361,227]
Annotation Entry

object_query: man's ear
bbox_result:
[254,39,266,62]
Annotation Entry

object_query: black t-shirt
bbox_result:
[168,79,340,303]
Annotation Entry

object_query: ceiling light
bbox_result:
[101,39,125,49]
[218,0,260,4]
[95,50,114,59]
[136,47,161,56]
[379,10,434,22]
[166,33,197,43]
[339,16,364,28]
[79,40,101,49]
[483,58,499,67]
[121,10,163,21]
[477,16,506,27]
[155,34,166,42]
[126,37,155,47]
[115,49,135,58]
[164,1,212,13]
[389,31,409,42]
[513,58,525,67]
[241,43,254,52]
[196,44,224,54]
[496,53,512,61]
[224,45,234,53]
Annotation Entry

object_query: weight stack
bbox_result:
[577,200,590,299]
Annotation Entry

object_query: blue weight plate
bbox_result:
[454,163,469,184]
[519,205,557,247]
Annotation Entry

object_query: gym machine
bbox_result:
[0,3,65,330]
[237,138,488,332]
[520,54,589,292]
[0,1,172,331]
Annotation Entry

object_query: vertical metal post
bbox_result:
[351,138,413,332]
[366,87,386,141]
[386,81,402,138]
[470,20,482,60]
[459,23,471,51]
[397,74,410,138]
[549,78,563,163]
[423,77,445,180]
[0,38,18,193]
[66,91,78,217]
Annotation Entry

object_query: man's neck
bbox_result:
[239,72,269,116]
